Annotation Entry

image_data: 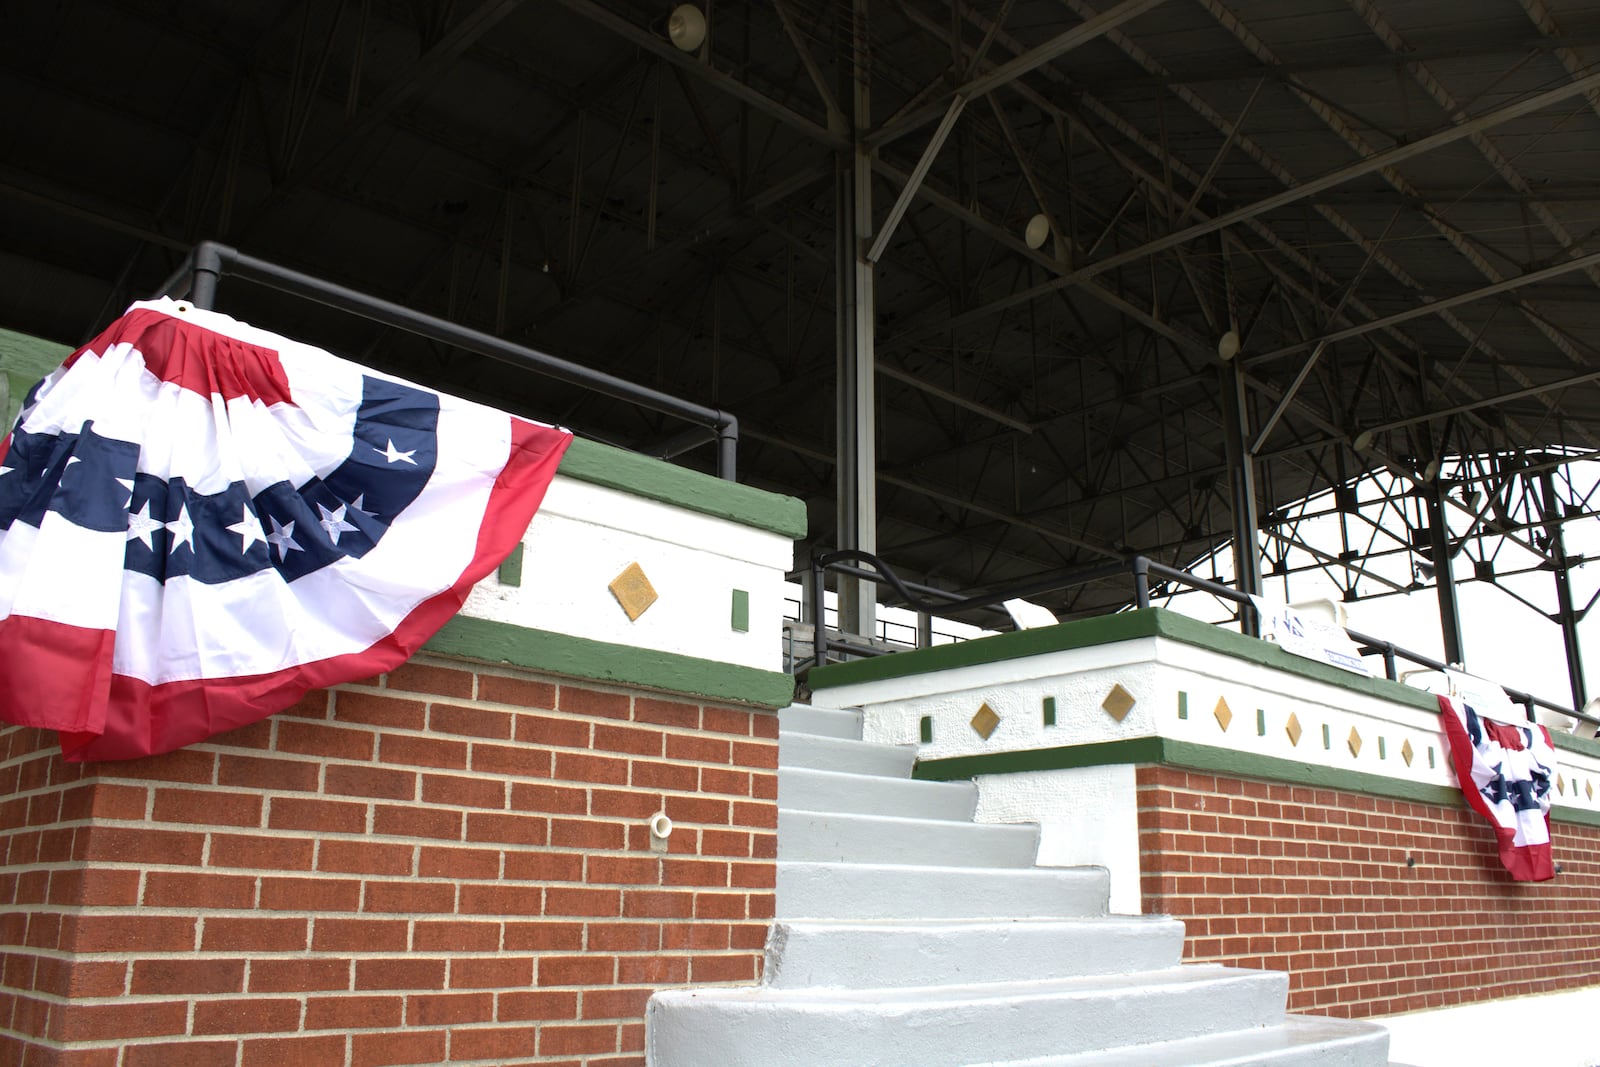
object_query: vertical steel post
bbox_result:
[1218,359,1262,634]
[1539,469,1588,710]
[1423,479,1466,666]
[834,0,877,639]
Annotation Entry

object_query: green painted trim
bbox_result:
[1042,696,1056,727]
[811,607,1438,715]
[914,733,1600,826]
[1552,729,1600,759]
[497,543,524,587]
[0,328,71,429]
[559,437,807,539]
[1553,805,1600,829]
[914,737,1167,780]
[731,589,750,633]
[424,615,792,709]
[0,328,808,542]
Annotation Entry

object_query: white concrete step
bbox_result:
[776,861,1111,921]
[647,965,1290,1067]
[763,916,1186,989]
[779,765,978,820]
[778,703,862,740]
[777,809,1039,867]
[992,1014,1392,1066]
[778,731,916,776]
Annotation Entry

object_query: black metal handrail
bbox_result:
[156,241,740,480]
[806,550,1594,730]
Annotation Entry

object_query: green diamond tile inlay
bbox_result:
[1256,708,1266,737]
[1043,697,1057,727]
[1378,736,1387,760]
[1177,691,1188,720]
[1428,746,1435,769]
[1322,724,1331,750]
[920,715,933,744]
[730,589,750,633]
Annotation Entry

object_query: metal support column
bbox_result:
[1423,479,1466,666]
[834,0,877,639]
[1538,469,1589,710]
[1218,358,1262,633]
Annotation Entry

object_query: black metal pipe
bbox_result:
[163,241,740,480]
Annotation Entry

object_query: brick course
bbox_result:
[0,657,777,1065]
[1137,764,1600,1017]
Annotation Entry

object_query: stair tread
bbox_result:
[991,1014,1390,1067]
[654,962,1277,1006]
[778,704,864,740]
[779,765,978,819]
[779,733,917,765]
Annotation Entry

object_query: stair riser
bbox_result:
[764,919,1186,989]
[778,810,1039,867]
[778,733,917,776]
[648,970,1290,1067]
[776,862,1111,921]
[779,767,978,821]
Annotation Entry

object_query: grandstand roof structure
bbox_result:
[4,0,1599,660]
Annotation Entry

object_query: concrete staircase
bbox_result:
[646,703,1393,1066]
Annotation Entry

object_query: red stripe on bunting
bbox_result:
[67,308,296,406]
[57,417,570,761]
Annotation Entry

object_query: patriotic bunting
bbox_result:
[0,299,570,760]
[1437,694,1557,881]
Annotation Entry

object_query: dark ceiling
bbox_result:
[4,0,1600,621]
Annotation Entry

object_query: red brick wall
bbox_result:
[1137,765,1600,1018]
[0,657,778,1066]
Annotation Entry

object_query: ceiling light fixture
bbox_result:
[1024,213,1050,250]
[668,4,706,51]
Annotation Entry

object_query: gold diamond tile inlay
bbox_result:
[1285,712,1303,747]
[1213,697,1233,732]
[1589,780,1595,801]
[1401,739,1414,767]
[1347,727,1362,758]
[1102,684,1136,723]
[1557,774,1566,796]
[608,562,659,621]
[971,703,1001,740]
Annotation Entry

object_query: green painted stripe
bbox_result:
[913,733,1600,827]
[559,437,807,539]
[425,615,793,709]
[811,607,1437,713]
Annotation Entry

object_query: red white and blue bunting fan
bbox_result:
[0,298,571,760]
[1437,694,1557,881]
